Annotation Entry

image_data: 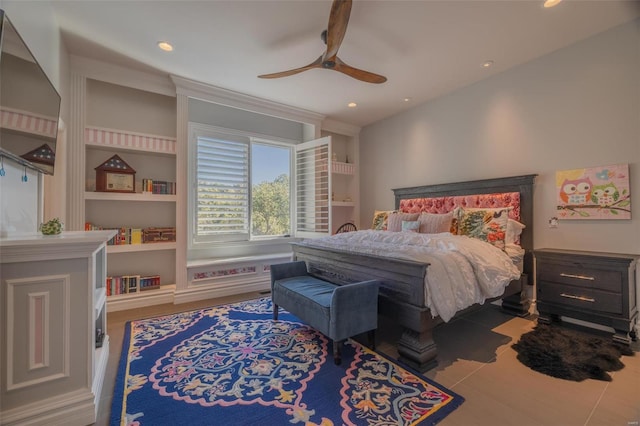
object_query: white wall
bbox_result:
[0,1,67,234]
[360,19,640,255]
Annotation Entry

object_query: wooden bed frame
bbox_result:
[291,174,537,372]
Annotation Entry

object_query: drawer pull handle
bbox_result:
[559,273,595,281]
[560,293,595,303]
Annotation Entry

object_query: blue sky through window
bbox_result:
[252,143,290,184]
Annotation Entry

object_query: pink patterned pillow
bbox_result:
[417,212,454,234]
[387,212,420,232]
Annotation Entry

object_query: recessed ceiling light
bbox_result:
[403,98,412,102]
[347,102,357,108]
[157,41,174,52]
[543,0,562,8]
[482,60,494,68]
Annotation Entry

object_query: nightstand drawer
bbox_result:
[538,282,622,315]
[537,262,622,293]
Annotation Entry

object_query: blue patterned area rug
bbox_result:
[110,298,464,426]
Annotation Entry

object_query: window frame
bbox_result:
[188,123,297,249]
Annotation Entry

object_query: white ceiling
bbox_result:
[49,0,639,128]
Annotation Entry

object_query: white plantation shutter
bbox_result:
[196,135,250,241]
[295,137,331,237]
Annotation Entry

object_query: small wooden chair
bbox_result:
[335,222,357,234]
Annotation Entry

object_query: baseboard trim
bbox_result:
[0,388,95,426]
[174,280,270,305]
[107,285,176,312]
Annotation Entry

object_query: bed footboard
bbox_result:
[292,243,441,371]
[291,243,530,372]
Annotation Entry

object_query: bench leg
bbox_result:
[273,304,279,320]
[333,340,342,365]
[368,330,376,350]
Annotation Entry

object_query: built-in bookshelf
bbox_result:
[321,126,360,233]
[83,79,177,312]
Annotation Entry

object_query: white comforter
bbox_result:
[298,230,520,322]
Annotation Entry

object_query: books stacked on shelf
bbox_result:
[106,274,161,296]
[141,179,176,195]
[85,223,174,245]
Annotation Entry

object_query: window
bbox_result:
[190,125,292,244]
[251,143,291,238]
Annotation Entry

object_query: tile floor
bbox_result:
[96,293,640,426]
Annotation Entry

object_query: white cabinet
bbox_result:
[0,230,115,425]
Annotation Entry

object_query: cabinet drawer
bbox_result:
[537,262,622,293]
[537,282,622,315]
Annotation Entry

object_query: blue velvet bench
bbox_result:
[270,260,380,365]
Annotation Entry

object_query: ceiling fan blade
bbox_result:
[258,56,323,79]
[324,0,352,60]
[333,57,387,84]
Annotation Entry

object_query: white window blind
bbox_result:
[196,135,249,241]
[296,142,329,234]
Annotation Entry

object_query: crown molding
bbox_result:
[322,118,360,137]
[171,75,325,128]
[69,55,175,97]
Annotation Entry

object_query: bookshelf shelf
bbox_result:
[332,201,355,207]
[107,242,176,254]
[85,191,177,202]
[319,160,356,175]
[85,126,176,155]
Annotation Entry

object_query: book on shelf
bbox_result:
[140,275,161,291]
[106,274,161,296]
[141,179,176,195]
[86,223,174,245]
[143,227,176,243]
[130,228,142,245]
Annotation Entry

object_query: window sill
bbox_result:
[188,236,303,260]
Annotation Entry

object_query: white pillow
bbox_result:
[401,220,420,233]
[506,219,526,245]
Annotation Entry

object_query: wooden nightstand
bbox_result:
[534,249,638,344]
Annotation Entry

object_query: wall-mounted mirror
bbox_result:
[0,9,61,175]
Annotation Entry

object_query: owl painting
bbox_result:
[559,177,592,205]
[591,183,619,207]
[556,164,630,220]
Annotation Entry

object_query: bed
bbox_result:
[291,174,537,372]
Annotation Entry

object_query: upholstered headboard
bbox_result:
[399,192,521,221]
[392,175,537,278]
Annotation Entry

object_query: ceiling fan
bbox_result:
[258,0,387,84]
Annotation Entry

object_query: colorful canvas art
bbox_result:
[556,164,631,220]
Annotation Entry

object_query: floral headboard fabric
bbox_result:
[399,192,521,221]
